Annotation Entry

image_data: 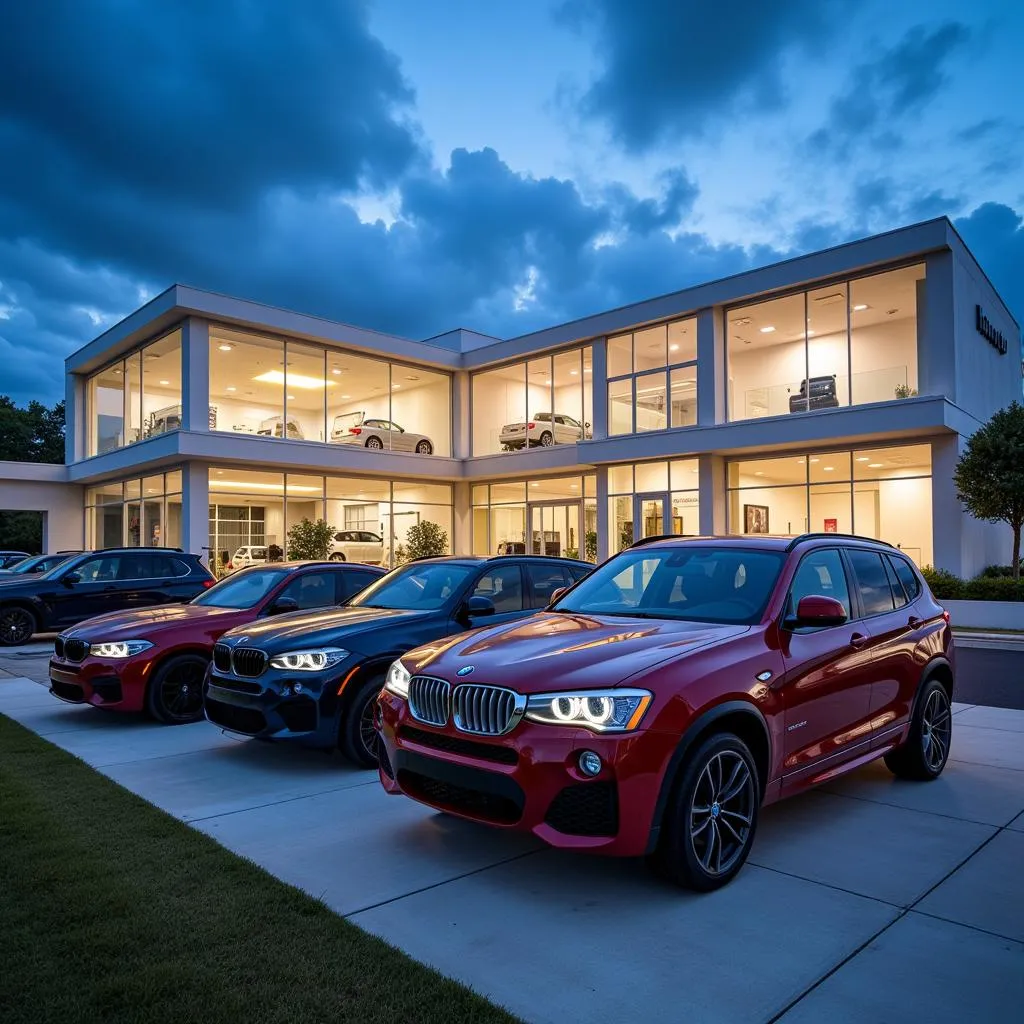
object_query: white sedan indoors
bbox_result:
[329,412,434,454]
[499,411,591,449]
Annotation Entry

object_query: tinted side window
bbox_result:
[889,556,921,601]
[567,564,591,583]
[472,565,524,613]
[788,549,851,619]
[882,557,908,609]
[337,570,376,602]
[847,550,895,616]
[525,564,569,607]
[278,571,336,610]
[75,556,123,582]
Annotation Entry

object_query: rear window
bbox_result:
[888,556,921,601]
[846,550,895,616]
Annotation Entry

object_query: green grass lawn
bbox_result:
[0,714,519,1024]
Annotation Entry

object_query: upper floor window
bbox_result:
[726,264,924,422]
[607,317,697,436]
[471,346,593,456]
[86,329,182,456]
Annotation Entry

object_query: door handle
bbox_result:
[102,585,118,592]
[908,615,922,629]
[849,633,868,649]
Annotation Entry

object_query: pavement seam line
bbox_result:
[821,787,1023,827]
[185,779,380,824]
[909,907,1024,948]
[763,825,1008,1024]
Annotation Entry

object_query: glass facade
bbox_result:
[726,444,933,565]
[208,327,452,455]
[607,317,697,435]
[471,346,593,455]
[86,329,183,456]
[726,265,924,421]
[608,460,701,552]
[85,471,183,549]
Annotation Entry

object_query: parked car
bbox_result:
[257,415,305,440]
[0,551,32,569]
[499,412,591,450]
[376,534,954,891]
[229,545,270,571]
[329,530,386,564]
[329,412,434,454]
[48,561,385,724]
[204,555,592,766]
[0,548,215,647]
[0,552,83,577]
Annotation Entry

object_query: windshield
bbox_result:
[552,546,785,625]
[193,567,288,608]
[349,562,475,611]
[14,554,70,574]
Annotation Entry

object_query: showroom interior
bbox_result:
[14,218,1013,579]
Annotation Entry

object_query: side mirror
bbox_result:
[62,571,82,587]
[465,595,496,618]
[790,595,847,628]
[549,587,568,604]
[268,596,300,616]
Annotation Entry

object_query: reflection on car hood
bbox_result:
[403,612,748,693]
[217,605,433,652]
[65,604,250,640]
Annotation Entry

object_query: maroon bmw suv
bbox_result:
[378,534,955,890]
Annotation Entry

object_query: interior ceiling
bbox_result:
[729,265,924,350]
[737,444,931,485]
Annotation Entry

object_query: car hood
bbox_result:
[402,612,748,693]
[217,605,436,653]
[65,603,252,640]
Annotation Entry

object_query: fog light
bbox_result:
[578,750,602,777]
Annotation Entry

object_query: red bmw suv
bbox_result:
[377,534,954,891]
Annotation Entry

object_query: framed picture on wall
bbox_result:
[743,504,770,535]
[823,518,838,533]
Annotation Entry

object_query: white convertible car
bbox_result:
[499,412,591,450]
[329,412,434,454]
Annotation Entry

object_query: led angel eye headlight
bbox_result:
[524,689,653,733]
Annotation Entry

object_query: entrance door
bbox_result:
[633,492,674,542]
[527,502,582,559]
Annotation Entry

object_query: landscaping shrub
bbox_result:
[921,566,1024,602]
[979,562,1024,579]
[921,566,965,600]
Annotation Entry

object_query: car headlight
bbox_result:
[89,640,154,659]
[524,688,653,733]
[268,648,349,672]
[384,659,410,699]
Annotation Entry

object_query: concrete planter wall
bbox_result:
[944,599,1024,631]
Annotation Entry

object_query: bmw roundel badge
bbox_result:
[457,665,475,677]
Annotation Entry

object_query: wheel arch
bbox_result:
[143,645,212,694]
[645,700,772,855]
[0,600,42,634]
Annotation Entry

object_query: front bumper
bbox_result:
[48,655,151,712]
[203,662,348,746]
[377,690,676,857]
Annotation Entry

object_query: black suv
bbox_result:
[0,548,215,646]
[204,555,593,766]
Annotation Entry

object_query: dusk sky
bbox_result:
[1,0,1021,404]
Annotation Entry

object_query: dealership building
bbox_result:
[1,217,1020,578]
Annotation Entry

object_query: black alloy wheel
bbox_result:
[0,606,36,647]
[147,654,209,724]
[338,674,386,768]
[416,440,433,455]
[884,678,952,780]
[539,430,554,446]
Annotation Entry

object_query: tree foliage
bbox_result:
[953,401,1024,581]
[397,520,449,563]
[286,518,335,561]
[0,397,65,464]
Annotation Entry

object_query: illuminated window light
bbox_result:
[252,370,333,389]
[218,344,233,351]
[759,326,776,334]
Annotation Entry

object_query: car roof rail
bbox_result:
[785,533,895,551]
[95,545,187,553]
[629,533,703,548]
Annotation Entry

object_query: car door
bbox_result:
[50,554,128,625]
[275,570,340,612]
[778,547,877,788]
[358,532,385,564]
[524,562,570,607]
[463,564,530,628]
[388,420,415,452]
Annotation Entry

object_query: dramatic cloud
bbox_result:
[559,0,844,151]
[955,204,1024,329]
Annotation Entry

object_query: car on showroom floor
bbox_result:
[0,547,215,647]
[376,533,955,891]
[498,412,591,450]
[203,554,593,766]
[329,530,385,564]
[48,560,384,723]
[329,412,434,454]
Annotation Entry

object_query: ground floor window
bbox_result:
[608,459,701,553]
[85,471,183,550]
[471,475,597,560]
[726,443,932,565]
[207,468,452,576]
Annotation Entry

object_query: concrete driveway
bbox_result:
[2,671,1022,1024]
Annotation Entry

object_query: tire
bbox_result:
[884,678,952,781]
[649,733,760,892]
[365,436,384,450]
[416,440,433,455]
[338,673,386,768]
[329,552,346,561]
[539,430,554,447]
[146,653,209,724]
[0,606,36,647]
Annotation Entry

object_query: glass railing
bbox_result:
[736,366,912,420]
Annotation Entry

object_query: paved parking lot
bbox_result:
[1,668,1022,1024]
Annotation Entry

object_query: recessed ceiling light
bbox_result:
[691,468,698,473]
[219,343,233,351]
[856,456,869,462]
[570,369,578,376]
[331,368,341,375]
[868,462,883,468]
[570,483,579,489]
[530,483,539,488]
[809,458,820,463]
[226,386,236,392]
[754,471,764,476]
[852,304,868,312]
[392,384,401,389]
[286,395,295,400]
[253,370,330,389]
[806,331,815,337]
[544,379,551,385]
[341,393,350,398]
[759,326,776,333]
[669,344,680,352]
[159,379,170,386]
[823,466,834,472]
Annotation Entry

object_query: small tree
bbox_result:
[286,518,335,561]
[400,520,449,562]
[954,401,1024,581]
